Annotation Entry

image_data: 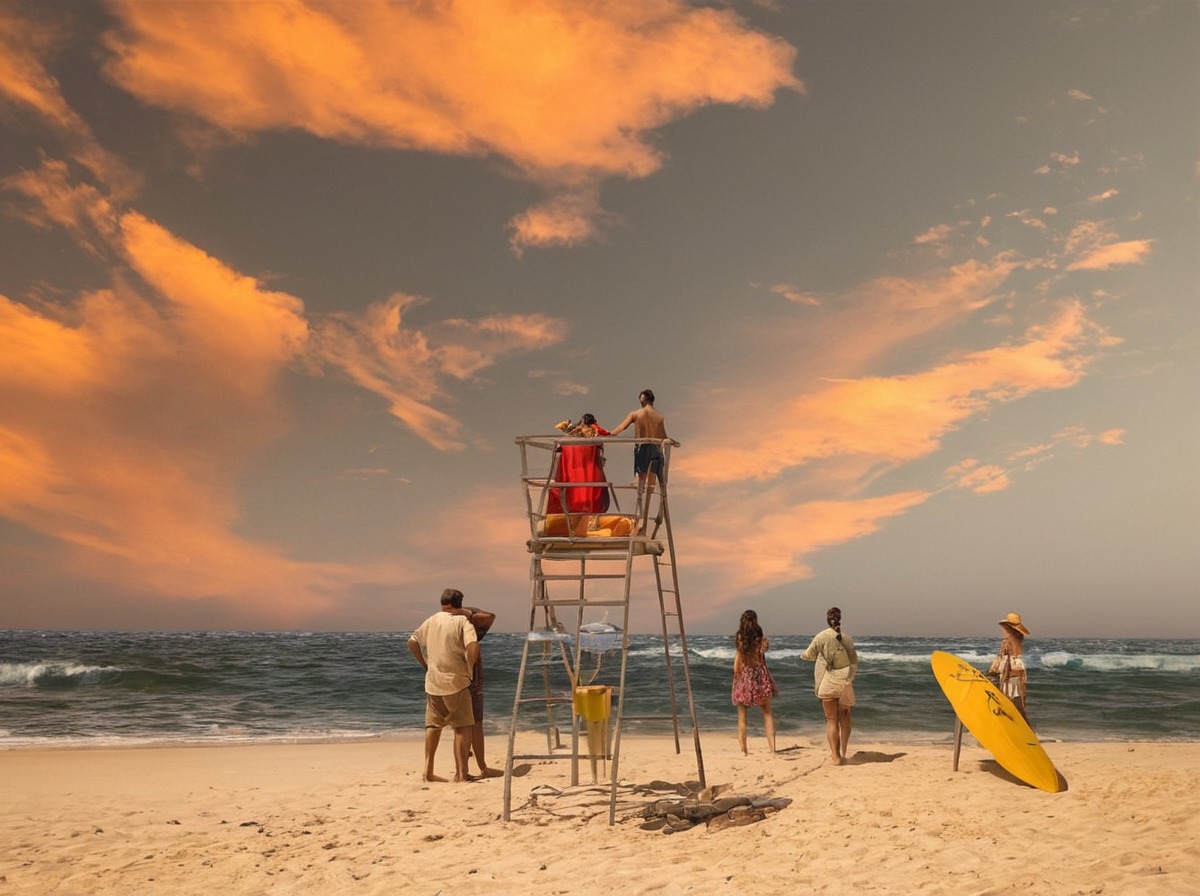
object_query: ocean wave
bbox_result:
[855,650,996,666]
[0,661,120,687]
[687,645,735,661]
[1039,651,1200,673]
[630,642,1200,672]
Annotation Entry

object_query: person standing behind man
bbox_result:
[610,389,678,501]
[408,588,480,782]
[464,602,502,778]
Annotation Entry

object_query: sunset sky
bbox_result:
[1,1,1196,639]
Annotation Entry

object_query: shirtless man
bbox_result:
[610,389,678,492]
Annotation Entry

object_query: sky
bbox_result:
[1,1,1196,639]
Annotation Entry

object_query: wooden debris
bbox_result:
[638,787,790,834]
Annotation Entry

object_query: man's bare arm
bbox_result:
[466,608,496,637]
[610,409,640,436]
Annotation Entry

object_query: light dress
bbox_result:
[993,653,1026,701]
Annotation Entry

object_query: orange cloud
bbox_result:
[356,483,535,627]
[943,425,1127,494]
[507,187,615,253]
[413,484,530,570]
[0,280,346,620]
[1062,219,1153,271]
[0,150,568,617]
[660,245,1122,602]
[676,491,931,609]
[680,258,1025,485]
[0,9,80,130]
[310,294,568,450]
[0,8,140,199]
[99,0,801,249]
[1066,238,1153,270]
[0,174,352,618]
[427,313,570,380]
[3,158,121,258]
[944,459,1011,494]
[1012,425,1126,459]
[913,224,954,245]
[121,212,311,377]
[768,283,822,307]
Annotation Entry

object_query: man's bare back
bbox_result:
[623,404,668,439]
[612,389,673,442]
[611,389,677,505]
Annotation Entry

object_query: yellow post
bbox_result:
[573,686,612,783]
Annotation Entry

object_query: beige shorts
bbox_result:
[425,689,475,730]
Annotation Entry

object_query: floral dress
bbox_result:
[731,640,779,707]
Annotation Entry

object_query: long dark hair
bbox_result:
[827,606,844,642]
[735,609,764,656]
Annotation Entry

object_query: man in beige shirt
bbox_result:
[407,589,480,782]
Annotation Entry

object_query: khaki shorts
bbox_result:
[425,689,475,730]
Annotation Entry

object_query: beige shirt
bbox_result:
[801,627,858,671]
[409,612,478,696]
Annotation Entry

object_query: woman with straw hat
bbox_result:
[989,612,1031,721]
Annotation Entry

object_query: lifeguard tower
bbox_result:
[503,433,705,824]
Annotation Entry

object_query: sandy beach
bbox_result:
[2,733,1197,895]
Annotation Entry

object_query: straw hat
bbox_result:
[999,612,1030,635]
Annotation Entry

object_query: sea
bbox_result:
[2,630,1198,749]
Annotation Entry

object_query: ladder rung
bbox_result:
[510,752,580,761]
[515,696,573,706]
[535,574,629,581]
[532,599,629,608]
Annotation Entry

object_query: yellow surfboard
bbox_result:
[931,650,1062,793]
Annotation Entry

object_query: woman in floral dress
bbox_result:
[732,609,778,754]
